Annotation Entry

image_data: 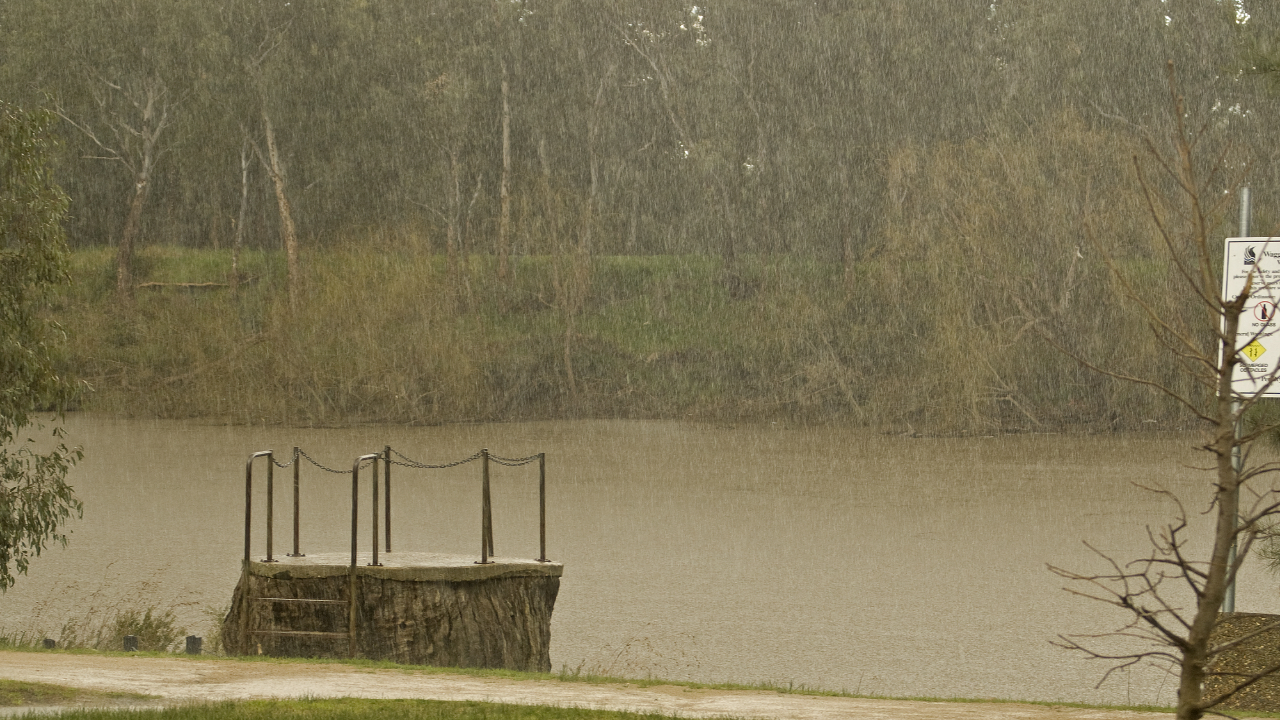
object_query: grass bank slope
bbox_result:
[52,245,1186,433]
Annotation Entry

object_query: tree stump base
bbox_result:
[222,553,562,672]
[1205,612,1280,712]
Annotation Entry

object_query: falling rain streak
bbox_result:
[0,416,1272,706]
[4,0,1280,712]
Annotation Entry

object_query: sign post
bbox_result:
[1220,188,1275,612]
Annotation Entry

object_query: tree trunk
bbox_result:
[260,107,300,311]
[111,77,168,304]
[445,149,462,310]
[1177,291,1246,720]
[232,135,251,297]
[498,59,512,284]
[116,180,147,302]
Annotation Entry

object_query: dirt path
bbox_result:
[0,651,1173,719]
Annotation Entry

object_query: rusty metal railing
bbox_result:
[239,445,549,659]
[244,446,549,567]
[243,450,273,567]
[289,447,302,557]
[351,453,383,568]
[241,449,352,657]
[474,450,546,564]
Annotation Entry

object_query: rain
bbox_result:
[2,0,1280,711]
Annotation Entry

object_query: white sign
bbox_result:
[1223,237,1280,398]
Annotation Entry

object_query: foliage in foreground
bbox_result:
[0,101,81,589]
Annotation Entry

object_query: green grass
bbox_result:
[0,646,1188,716]
[50,699,722,720]
[0,679,152,707]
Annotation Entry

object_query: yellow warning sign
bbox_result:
[1244,340,1267,361]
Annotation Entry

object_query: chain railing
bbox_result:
[244,445,549,570]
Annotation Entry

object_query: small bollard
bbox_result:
[185,635,202,655]
[123,635,138,652]
[41,638,55,649]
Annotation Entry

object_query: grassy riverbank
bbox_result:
[0,679,149,707]
[0,650,1193,718]
[46,700,697,720]
[51,245,1190,432]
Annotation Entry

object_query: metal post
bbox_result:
[1225,186,1251,614]
[486,450,495,558]
[289,447,303,557]
[349,452,378,660]
[244,450,273,562]
[351,458,360,569]
[370,455,381,567]
[384,445,392,553]
[1240,188,1251,239]
[1226,402,1241,614]
[479,449,493,564]
[348,455,360,659]
[243,454,256,566]
[351,453,380,568]
[243,450,271,655]
[264,455,276,562]
[538,453,547,562]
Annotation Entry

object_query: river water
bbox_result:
[2,415,1277,707]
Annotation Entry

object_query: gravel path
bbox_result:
[0,651,1174,719]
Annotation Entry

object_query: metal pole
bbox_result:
[289,447,303,557]
[538,453,547,562]
[351,458,360,569]
[243,450,271,655]
[349,455,371,660]
[384,445,392,553]
[1240,188,1251,239]
[351,453,379,568]
[264,454,275,562]
[479,449,493,564]
[370,456,381,567]
[486,450,494,558]
[244,453,259,566]
[1225,186,1251,614]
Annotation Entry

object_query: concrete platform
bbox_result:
[247,552,564,583]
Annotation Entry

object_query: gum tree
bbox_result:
[0,102,83,590]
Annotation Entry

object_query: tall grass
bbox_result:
[0,602,187,653]
[0,567,231,654]
[51,240,1192,433]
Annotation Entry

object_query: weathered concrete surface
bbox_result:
[222,553,561,672]
[0,651,1175,720]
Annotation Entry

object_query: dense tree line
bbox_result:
[2,1,1273,260]
[4,0,1280,431]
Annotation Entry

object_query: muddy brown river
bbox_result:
[2,416,1276,707]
